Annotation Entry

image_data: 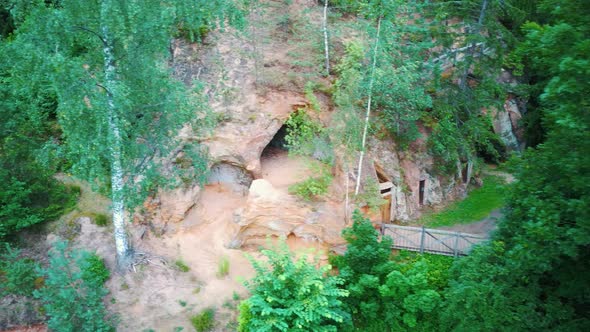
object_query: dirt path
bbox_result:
[437,209,503,235]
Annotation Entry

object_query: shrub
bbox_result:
[190,308,215,332]
[0,244,40,296]
[92,213,109,227]
[81,253,110,284]
[33,241,114,332]
[288,163,333,201]
[239,240,350,331]
[0,169,80,239]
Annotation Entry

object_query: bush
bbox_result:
[332,210,394,329]
[239,240,349,331]
[33,241,114,332]
[0,244,40,296]
[190,308,215,332]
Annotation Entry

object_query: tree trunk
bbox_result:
[354,17,382,195]
[323,0,330,76]
[101,6,132,269]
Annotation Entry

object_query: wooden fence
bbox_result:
[380,224,488,257]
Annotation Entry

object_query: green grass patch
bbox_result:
[419,176,507,228]
[174,259,190,273]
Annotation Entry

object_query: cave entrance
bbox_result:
[261,123,289,159]
[419,180,426,205]
[260,123,309,189]
[374,162,394,222]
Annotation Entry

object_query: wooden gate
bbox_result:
[381,224,488,257]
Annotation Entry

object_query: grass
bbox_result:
[418,176,508,228]
[216,256,230,278]
[190,308,215,332]
[174,259,191,273]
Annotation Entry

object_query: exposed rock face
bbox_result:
[492,97,525,152]
[207,162,253,195]
[357,133,464,222]
[203,92,306,178]
[493,70,526,153]
[135,186,201,232]
[230,179,346,248]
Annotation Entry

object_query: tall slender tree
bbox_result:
[7,0,244,268]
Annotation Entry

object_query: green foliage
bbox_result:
[190,308,215,332]
[379,260,442,331]
[285,108,334,164]
[81,253,110,284]
[92,213,109,227]
[34,241,114,332]
[288,163,333,201]
[217,256,230,278]
[304,81,322,112]
[174,259,190,273]
[354,178,387,213]
[237,301,253,332]
[239,240,350,332]
[439,2,590,330]
[332,41,365,155]
[419,175,507,227]
[332,210,393,329]
[0,244,40,296]
[335,211,446,331]
[392,251,453,292]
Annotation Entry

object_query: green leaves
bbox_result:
[33,241,114,332]
[239,240,350,332]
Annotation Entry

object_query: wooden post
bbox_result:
[420,226,425,254]
[454,232,460,257]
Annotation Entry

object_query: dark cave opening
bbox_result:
[261,123,290,159]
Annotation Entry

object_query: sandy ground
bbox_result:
[102,183,257,332]
[261,147,313,189]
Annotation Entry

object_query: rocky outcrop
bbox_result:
[491,97,525,152]
[229,179,346,248]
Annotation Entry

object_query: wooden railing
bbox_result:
[380,224,488,257]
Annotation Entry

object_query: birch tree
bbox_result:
[330,0,432,195]
[9,0,244,269]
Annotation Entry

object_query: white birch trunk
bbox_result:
[354,17,382,195]
[100,8,131,268]
[323,0,330,76]
[345,161,349,223]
